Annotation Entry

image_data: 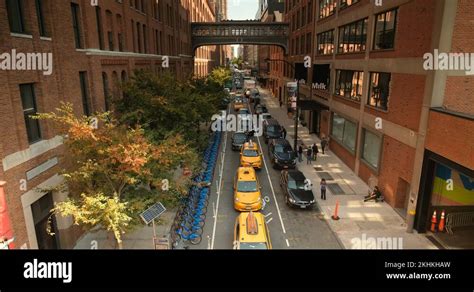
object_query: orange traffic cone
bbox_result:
[430,210,437,232]
[331,200,340,221]
[438,210,446,232]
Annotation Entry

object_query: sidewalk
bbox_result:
[259,87,437,249]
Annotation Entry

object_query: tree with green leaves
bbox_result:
[35,103,197,249]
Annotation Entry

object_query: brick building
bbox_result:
[0,0,223,249]
[279,0,474,238]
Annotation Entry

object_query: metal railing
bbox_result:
[445,212,474,234]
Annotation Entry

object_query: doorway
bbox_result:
[31,192,59,249]
[311,110,321,136]
[395,178,410,219]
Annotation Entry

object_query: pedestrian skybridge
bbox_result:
[191,21,290,54]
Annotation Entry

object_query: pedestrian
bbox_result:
[321,136,328,155]
[320,179,327,200]
[298,144,304,163]
[306,148,312,165]
[282,127,287,139]
[279,96,283,107]
[312,143,319,161]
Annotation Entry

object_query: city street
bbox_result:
[189,89,342,250]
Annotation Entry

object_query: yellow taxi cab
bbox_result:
[233,211,272,250]
[240,141,262,170]
[233,167,263,211]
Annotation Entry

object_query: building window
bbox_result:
[71,3,83,49]
[108,31,114,51]
[35,0,49,37]
[20,84,42,144]
[319,0,336,19]
[95,7,104,50]
[338,18,368,53]
[79,72,90,116]
[335,70,364,102]
[368,72,391,110]
[6,0,26,33]
[102,72,110,111]
[317,30,334,55]
[340,0,359,9]
[331,113,357,152]
[374,9,397,50]
[118,33,124,51]
[361,129,382,170]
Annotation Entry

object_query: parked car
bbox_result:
[268,139,297,169]
[233,211,272,249]
[233,167,263,211]
[263,119,283,143]
[233,98,245,111]
[231,132,248,151]
[279,170,316,209]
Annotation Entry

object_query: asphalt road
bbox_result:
[187,90,342,250]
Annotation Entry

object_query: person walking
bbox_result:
[321,136,328,155]
[312,143,319,161]
[320,179,327,200]
[282,127,287,139]
[279,96,283,107]
[298,144,304,163]
[306,148,313,165]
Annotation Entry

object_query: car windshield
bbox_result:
[275,145,293,153]
[243,149,259,157]
[288,178,306,190]
[237,181,258,192]
[239,242,268,250]
[262,115,272,119]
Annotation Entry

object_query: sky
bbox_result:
[227,0,259,58]
[227,0,259,20]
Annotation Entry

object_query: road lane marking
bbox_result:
[210,106,230,250]
[266,218,273,224]
[250,97,288,235]
[264,212,273,218]
[286,239,290,247]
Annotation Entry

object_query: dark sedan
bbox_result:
[279,170,315,209]
[231,132,248,151]
[268,139,297,169]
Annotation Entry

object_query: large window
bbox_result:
[95,7,104,50]
[317,30,334,55]
[335,70,364,102]
[71,3,83,49]
[340,0,359,9]
[368,72,391,110]
[361,129,382,170]
[79,72,90,116]
[374,9,397,50]
[6,0,26,33]
[331,113,357,152]
[319,0,337,19]
[35,0,49,37]
[20,84,42,144]
[338,18,368,53]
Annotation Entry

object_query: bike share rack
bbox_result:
[170,130,222,247]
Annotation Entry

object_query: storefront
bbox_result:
[415,150,474,248]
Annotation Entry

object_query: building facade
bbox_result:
[0,0,221,249]
[303,0,473,241]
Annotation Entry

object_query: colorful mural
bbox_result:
[431,163,474,206]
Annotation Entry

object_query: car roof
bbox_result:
[272,138,291,146]
[243,141,259,150]
[287,170,306,181]
[265,119,280,126]
[237,212,268,243]
[237,167,257,180]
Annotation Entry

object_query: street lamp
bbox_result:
[265,58,299,151]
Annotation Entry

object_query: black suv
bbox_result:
[280,170,315,209]
[231,132,248,151]
[268,139,297,169]
[263,119,283,143]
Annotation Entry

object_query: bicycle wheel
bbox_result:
[190,235,202,245]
